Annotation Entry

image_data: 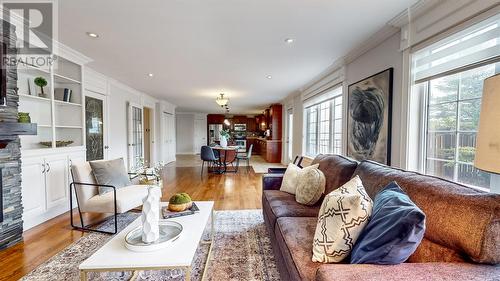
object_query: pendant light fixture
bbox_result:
[215,93,229,107]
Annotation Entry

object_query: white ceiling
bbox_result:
[58,0,416,114]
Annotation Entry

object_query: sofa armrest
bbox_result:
[315,263,500,281]
[267,167,287,173]
[262,173,284,190]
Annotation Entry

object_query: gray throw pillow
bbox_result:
[89,158,131,195]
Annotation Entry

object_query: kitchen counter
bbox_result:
[247,136,282,143]
[247,137,281,163]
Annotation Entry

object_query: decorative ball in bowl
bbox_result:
[168,193,193,212]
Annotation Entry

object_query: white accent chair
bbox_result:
[70,161,161,234]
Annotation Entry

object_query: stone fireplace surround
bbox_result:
[0,19,23,250]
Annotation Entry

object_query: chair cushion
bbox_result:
[312,176,373,263]
[262,190,320,232]
[89,158,131,195]
[71,162,98,206]
[276,217,324,281]
[81,185,156,213]
[351,182,426,264]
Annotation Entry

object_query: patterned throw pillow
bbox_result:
[295,167,326,205]
[312,175,373,263]
[280,163,319,194]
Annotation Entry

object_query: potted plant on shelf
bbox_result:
[220,129,231,147]
[34,77,47,98]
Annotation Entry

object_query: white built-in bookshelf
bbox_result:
[18,56,84,150]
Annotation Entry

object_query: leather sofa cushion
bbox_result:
[276,217,324,281]
[315,262,500,281]
[353,160,500,264]
[263,190,320,232]
[311,154,358,194]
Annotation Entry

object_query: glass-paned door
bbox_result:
[128,103,143,170]
[85,96,104,161]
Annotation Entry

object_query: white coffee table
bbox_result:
[79,201,215,281]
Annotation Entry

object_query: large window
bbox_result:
[304,86,343,157]
[412,14,500,190]
[424,64,498,189]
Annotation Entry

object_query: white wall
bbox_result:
[176,113,195,154]
[84,68,177,167]
[281,0,499,174]
[175,112,207,154]
[345,32,403,167]
[282,32,404,166]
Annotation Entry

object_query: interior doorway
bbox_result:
[286,108,293,163]
[143,107,152,167]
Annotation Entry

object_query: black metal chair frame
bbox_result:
[69,170,159,235]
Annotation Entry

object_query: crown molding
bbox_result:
[53,41,92,65]
[299,23,400,98]
[387,0,441,27]
[343,24,400,64]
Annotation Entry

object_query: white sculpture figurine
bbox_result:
[141,186,160,243]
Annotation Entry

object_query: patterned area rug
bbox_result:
[21,210,280,281]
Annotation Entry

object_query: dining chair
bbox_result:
[209,143,220,159]
[236,144,253,172]
[200,145,219,176]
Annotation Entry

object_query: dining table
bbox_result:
[211,145,239,173]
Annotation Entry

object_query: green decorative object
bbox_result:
[167,193,193,212]
[18,112,31,123]
[169,193,192,204]
[34,77,48,97]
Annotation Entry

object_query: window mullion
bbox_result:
[329,100,334,154]
[316,105,320,154]
[454,76,460,182]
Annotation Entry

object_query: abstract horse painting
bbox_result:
[347,68,393,165]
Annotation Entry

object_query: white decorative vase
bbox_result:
[141,186,160,243]
[220,136,227,147]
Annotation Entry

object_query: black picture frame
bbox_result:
[347,68,393,165]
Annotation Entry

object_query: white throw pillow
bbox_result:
[295,168,326,206]
[312,175,373,263]
[280,163,319,194]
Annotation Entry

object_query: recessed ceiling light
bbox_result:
[148,73,154,77]
[86,32,99,38]
[266,75,272,79]
[284,38,294,44]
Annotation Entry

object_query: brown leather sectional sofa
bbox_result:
[262,154,500,280]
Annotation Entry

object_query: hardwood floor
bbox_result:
[0,164,264,281]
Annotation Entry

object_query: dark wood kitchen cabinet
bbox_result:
[269,104,282,140]
[233,115,247,124]
[207,114,225,124]
[246,117,257,132]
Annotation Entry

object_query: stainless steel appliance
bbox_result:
[234,123,247,132]
[208,124,223,145]
[234,139,247,153]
